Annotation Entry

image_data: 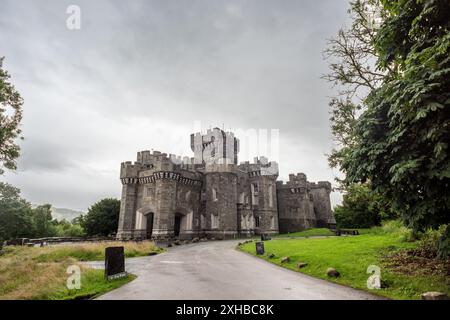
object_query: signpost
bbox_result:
[105,246,127,280]
[255,242,265,255]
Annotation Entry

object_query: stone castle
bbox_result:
[117,128,335,240]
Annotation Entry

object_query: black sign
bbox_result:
[105,246,126,280]
[255,242,265,255]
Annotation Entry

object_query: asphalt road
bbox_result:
[89,240,382,300]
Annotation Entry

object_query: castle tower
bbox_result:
[204,164,238,239]
[190,128,239,165]
[247,157,279,235]
[117,162,139,240]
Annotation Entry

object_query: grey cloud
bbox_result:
[0,0,349,209]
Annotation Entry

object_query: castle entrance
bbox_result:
[174,214,182,237]
[146,213,154,239]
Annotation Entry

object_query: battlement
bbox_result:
[277,174,332,191]
[288,173,307,182]
[308,181,332,191]
[238,156,279,177]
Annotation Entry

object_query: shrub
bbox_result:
[334,183,396,228]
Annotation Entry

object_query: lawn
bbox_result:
[274,228,336,238]
[239,231,450,300]
[0,241,161,300]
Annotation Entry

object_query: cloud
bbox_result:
[0,0,350,210]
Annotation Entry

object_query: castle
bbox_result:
[117,128,335,240]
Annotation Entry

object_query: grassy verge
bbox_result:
[239,230,450,300]
[0,241,160,300]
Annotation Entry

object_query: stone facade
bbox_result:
[117,128,335,240]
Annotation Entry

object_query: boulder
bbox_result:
[167,243,173,248]
[174,240,181,245]
[297,262,308,269]
[192,238,199,243]
[327,267,340,277]
[421,292,448,300]
[281,257,290,263]
[268,253,275,259]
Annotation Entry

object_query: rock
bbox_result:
[281,257,290,263]
[297,262,308,269]
[174,240,181,245]
[167,243,173,247]
[268,253,275,259]
[326,267,340,277]
[192,238,199,243]
[421,292,448,300]
[148,252,158,256]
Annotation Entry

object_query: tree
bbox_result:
[334,183,395,228]
[54,219,86,237]
[82,198,120,236]
[32,204,57,237]
[0,182,34,241]
[332,0,450,256]
[0,57,24,175]
[323,0,391,181]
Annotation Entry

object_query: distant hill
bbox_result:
[31,204,85,222]
[51,207,85,222]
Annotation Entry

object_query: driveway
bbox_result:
[88,240,383,300]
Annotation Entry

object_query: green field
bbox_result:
[239,229,450,300]
[0,241,160,300]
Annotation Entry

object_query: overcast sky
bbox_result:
[1,0,350,211]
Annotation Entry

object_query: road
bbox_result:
[89,240,382,300]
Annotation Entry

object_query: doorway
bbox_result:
[146,213,154,239]
[174,214,182,237]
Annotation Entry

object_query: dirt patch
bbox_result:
[382,247,450,277]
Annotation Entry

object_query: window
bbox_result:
[239,192,245,204]
[185,191,191,202]
[268,184,273,207]
[212,188,218,201]
[211,214,219,229]
[251,183,259,205]
[255,216,260,228]
[201,214,206,229]
[145,187,153,197]
[185,211,193,230]
[270,216,275,229]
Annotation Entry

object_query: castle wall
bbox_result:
[276,185,316,233]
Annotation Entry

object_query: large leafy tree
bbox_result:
[323,0,390,177]
[82,198,120,237]
[0,57,23,175]
[338,0,450,256]
[0,182,34,241]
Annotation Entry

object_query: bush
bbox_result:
[334,183,395,228]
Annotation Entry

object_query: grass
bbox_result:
[274,228,336,238]
[32,241,163,262]
[0,241,160,300]
[239,229,450,300]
